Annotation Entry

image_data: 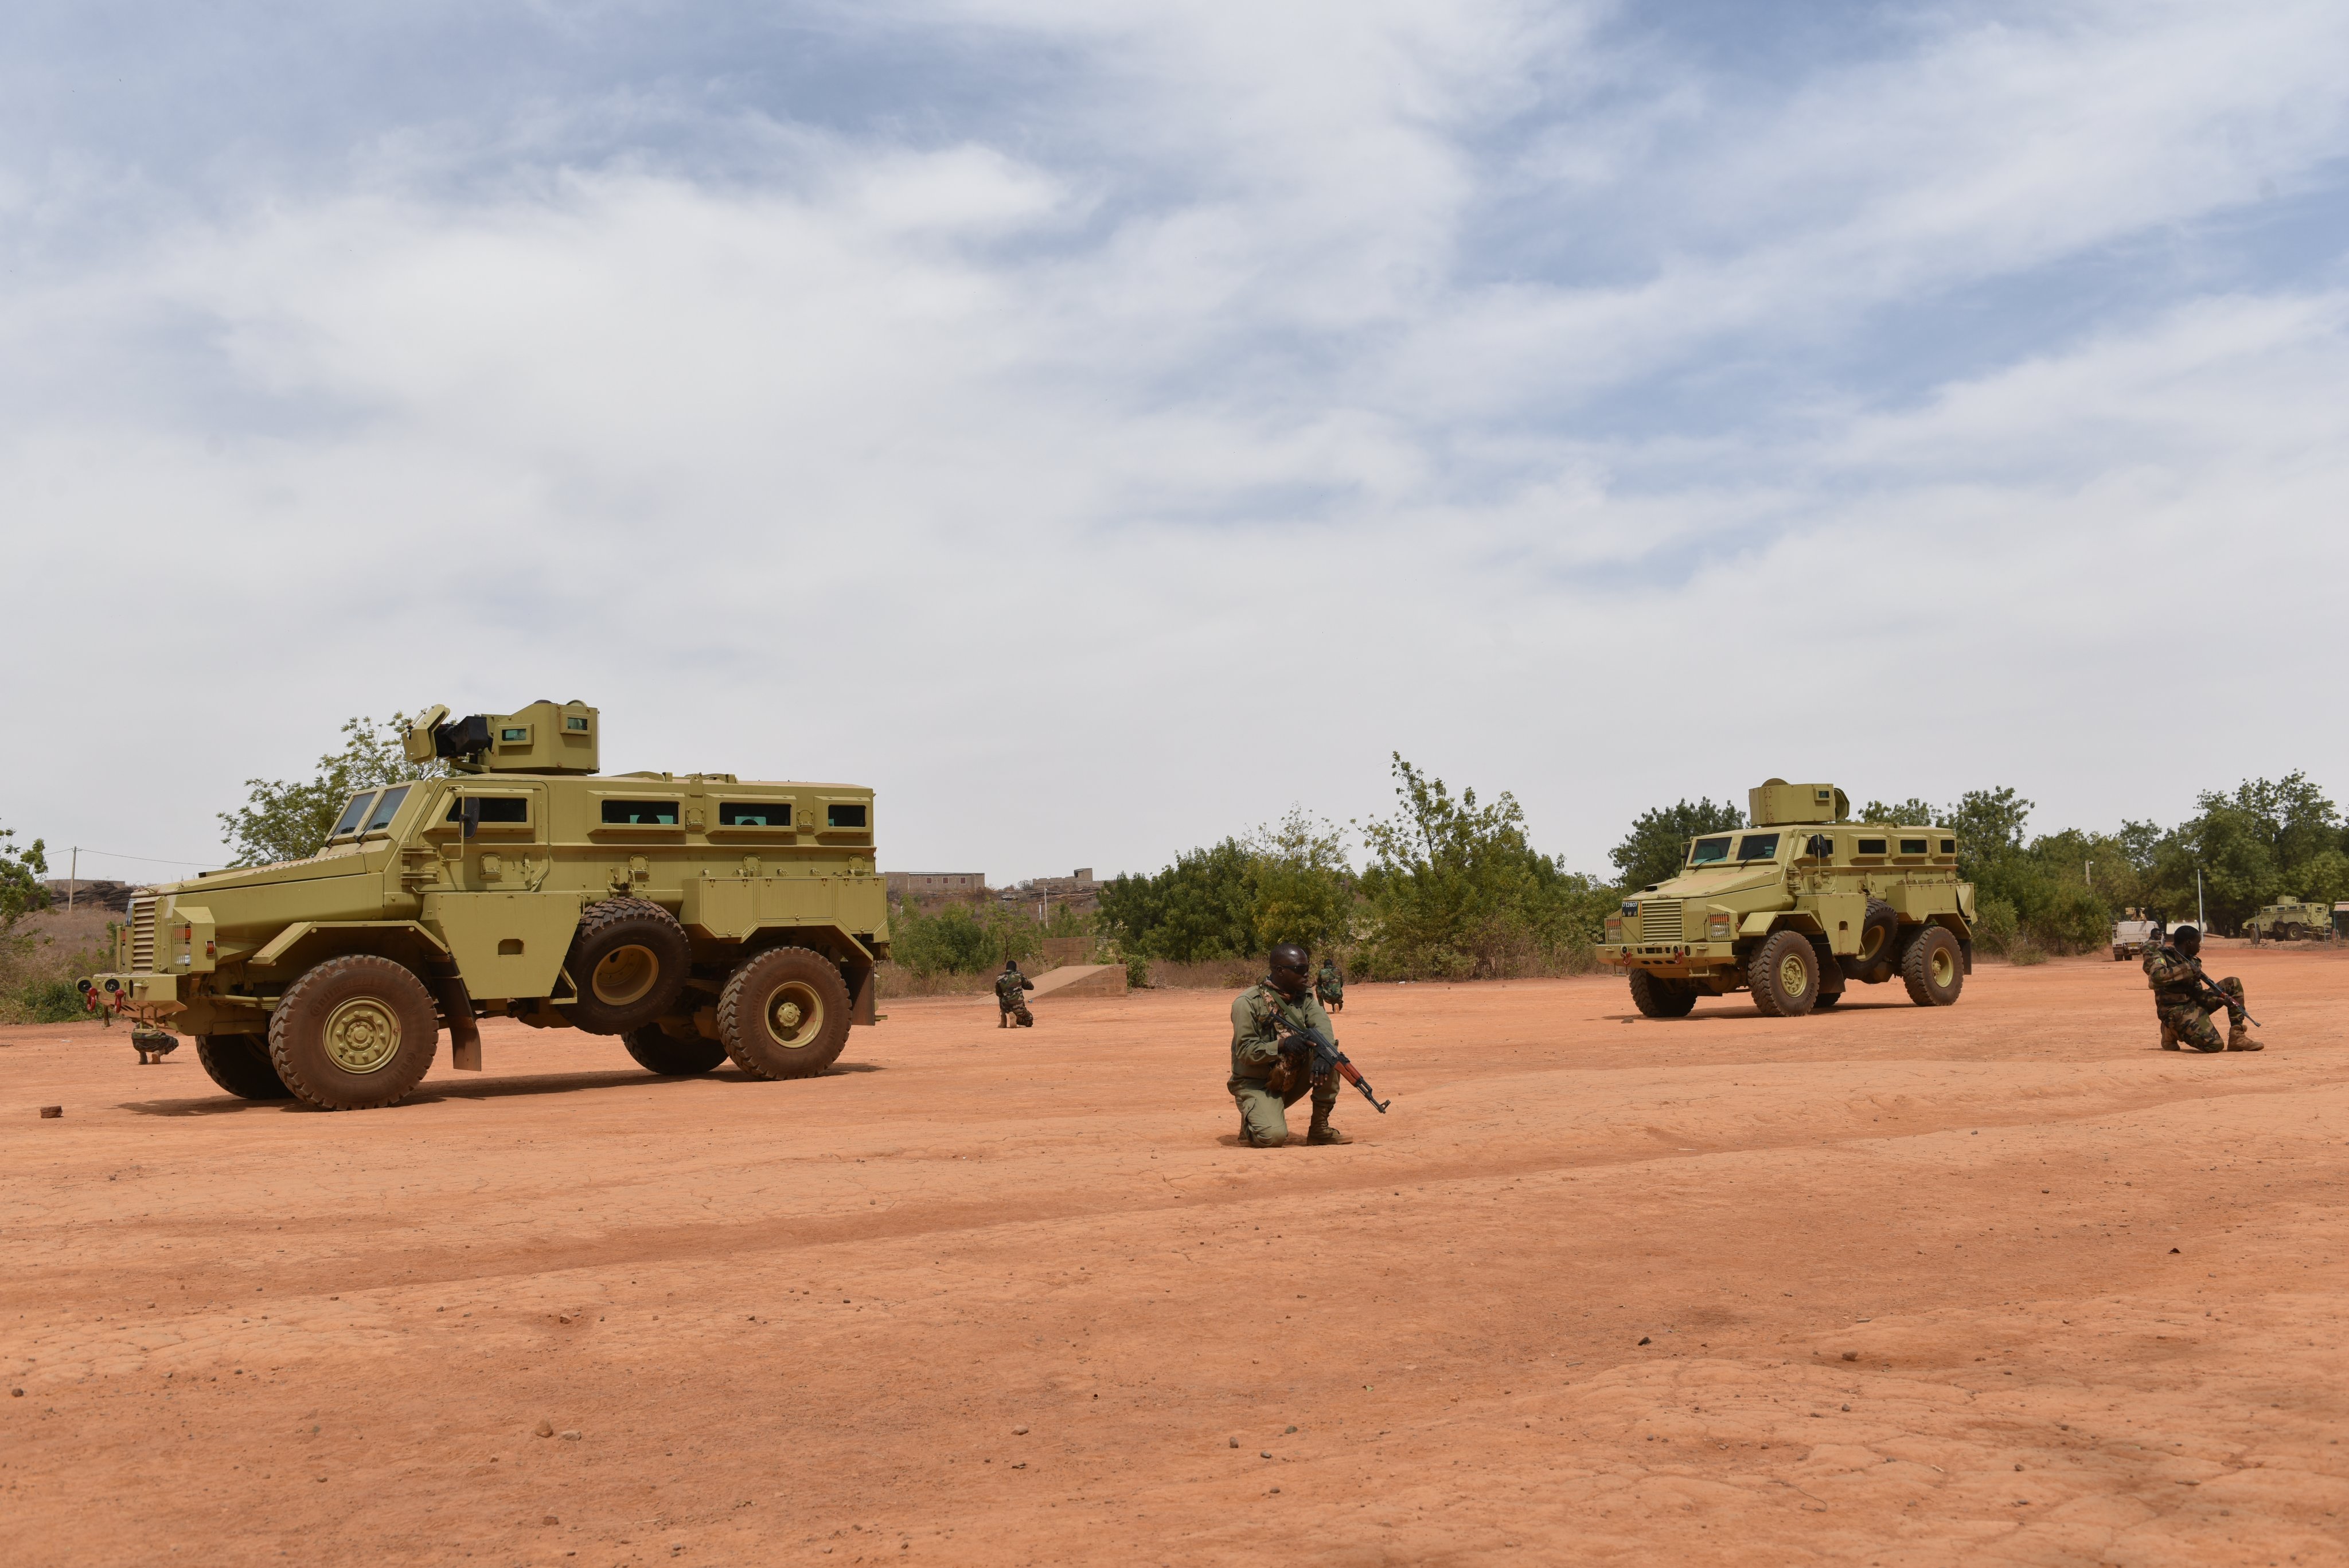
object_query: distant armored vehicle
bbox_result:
[1597,780,1975,1018]
[2245,900,2332,943]
[2111,914,2159,962]
[84,701,888,1109]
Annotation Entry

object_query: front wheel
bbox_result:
[1902,926,1964,1006]
[1747,930,1819,1017]
[1628,969,1698,1018]
[268,956,440,1110]
[717,947,853,1080]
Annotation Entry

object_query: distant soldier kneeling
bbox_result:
[2144,925,2260,1053]
[996,959,1036,1028]
[1228,944,1348,1147]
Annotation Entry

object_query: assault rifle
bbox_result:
[2164,945,2263,1029]
[1274,1020,1391,1114]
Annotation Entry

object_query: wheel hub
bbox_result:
[592,944,660,1008]
[1778,952,1810,997]
[321,997,401,1075]
[767,984,822,1048]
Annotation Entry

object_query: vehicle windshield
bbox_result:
[329,792,378,840]
[1689,837,1731,866]
[362,785,412,834]
[1736,833,1781,860]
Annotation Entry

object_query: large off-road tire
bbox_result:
[1846,898,1901,984]
[268,956,440,1110]
[1747,929,1819,1017]
[623,1022,727,1076]
[1627,969,1698,1018]
[561,897,692,1035]
[1901,925,1965,1007]
[1812,990,1842,1009]
[717,946,853,1080]
[195,1033,294,1101]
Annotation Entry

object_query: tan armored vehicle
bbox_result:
[84,701,888,1109]
[2245,900,2332,943]
[1597,779,1976,1017]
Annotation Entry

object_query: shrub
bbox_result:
[1125,954,1150,989]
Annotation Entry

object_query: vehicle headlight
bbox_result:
[1604,916,1624,943]
[1707,914,1734,942]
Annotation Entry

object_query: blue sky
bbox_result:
[7,1,2348,883]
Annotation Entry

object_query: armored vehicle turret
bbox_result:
[83,701,889,1109]
[1595,779,1976,1018]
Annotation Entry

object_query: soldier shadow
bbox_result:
[119,1061,887,1114]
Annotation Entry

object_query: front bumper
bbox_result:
[1598,942,1739,974]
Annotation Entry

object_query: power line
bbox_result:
[58,847,221,868]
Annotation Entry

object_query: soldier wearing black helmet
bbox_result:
[1227,943,1348,1146]
[2143,925,2260,1052]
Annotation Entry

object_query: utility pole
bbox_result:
[67,847,76,911]
[2085,859,2093,887]
[2196,867,2206,931]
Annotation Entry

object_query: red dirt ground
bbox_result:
[3,947,2346,1566]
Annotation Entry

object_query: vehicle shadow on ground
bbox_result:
[116,1060,887,1115]
[1618,1001,1922,1023]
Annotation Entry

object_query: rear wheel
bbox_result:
[1849,898,1901,984]
[717,947,853,1080]
[562,898,692,1035]
[1812,991,1841,1010]
[268,956,440,1110]
[196,1033,293,1101]
[1902,925,1964,1006]
[623,1022,727,1076]
[1748,930,1819,1017]
[1628,970,1698,1018]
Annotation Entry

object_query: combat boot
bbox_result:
[2227,1022,2262,1052]
[2160,1022,2179,1051]
[1306,1106,1351,1146]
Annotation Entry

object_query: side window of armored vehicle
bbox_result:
[1899,838,1928,856]
[717,802,786,827]
[329,792,379,841]
[828,803,868,829]
[602,800,680,826]
[1689,837,1731,866]
[362,785,412,835]
[1735,833,1780,860]
[1939,838,1957,856]
[444,797,530,825]
[1855,838,1887,857]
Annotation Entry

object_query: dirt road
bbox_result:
[5,950,2346,1565]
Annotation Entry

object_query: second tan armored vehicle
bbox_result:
[1597,779,1975,1017]
[84,701,888,1110]
[2246,900,2332,943]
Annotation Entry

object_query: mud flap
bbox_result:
[427,958,483,1071]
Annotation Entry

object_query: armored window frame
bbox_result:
[599,799,682,827]
[1735,833,1781,861]
[708,795,798,838]
[1855,837,1888,857]
[1688,837,1732,867]
[1898,837,1929,856]
[327,791,379,842]
[428,789,538,838]
[361,785,413,837]
[1939,838,1957,856]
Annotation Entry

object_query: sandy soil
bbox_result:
[4,948,2346,1566]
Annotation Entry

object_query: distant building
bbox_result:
[885,872,986,897]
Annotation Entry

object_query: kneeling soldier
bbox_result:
[1228,944,1348,1146]
[995,959,1036,1028]
[2144,925,2259,1052]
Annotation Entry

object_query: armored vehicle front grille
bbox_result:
[128,898,158,969]
[1640,901,1684,942]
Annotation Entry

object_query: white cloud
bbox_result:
[5,0,2348,886]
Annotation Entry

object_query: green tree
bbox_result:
[0,823,49,942]
[1855,797,1939,825]
[1608,797,1744,891]
[1243,809,1353,951]
[891,899,1044,976]
[1355,755,1604,979]
[1097,838,1257,962]
[218,714,448,867]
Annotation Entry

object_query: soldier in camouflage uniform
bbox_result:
[1228,944,1349,1147]
[2143,925,2259,1052]
[994,959,1035,1028]
[1314,957,1345,1013]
